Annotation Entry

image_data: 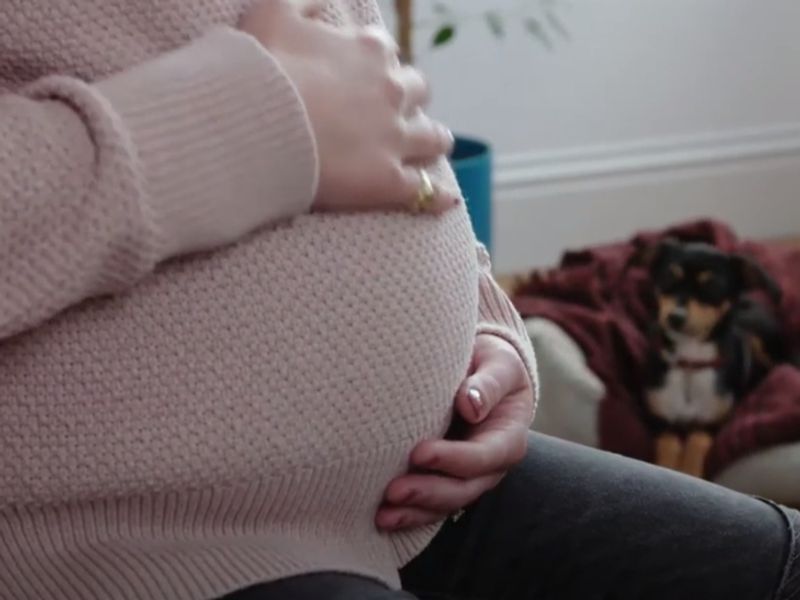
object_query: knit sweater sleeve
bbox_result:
[0,27,317,341]
[475,244,539,422]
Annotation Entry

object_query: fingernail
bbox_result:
[468,387,483,419]
[443,127,455,154]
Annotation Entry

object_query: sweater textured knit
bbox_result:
[0,1,537,598]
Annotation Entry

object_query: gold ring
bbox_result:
[413,168,436,213]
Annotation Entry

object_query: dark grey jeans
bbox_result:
[224,434,800,600]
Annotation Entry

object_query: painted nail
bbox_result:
[468,388,484,419]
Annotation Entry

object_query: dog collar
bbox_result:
[674,357,724,371]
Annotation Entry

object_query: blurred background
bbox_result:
[381,1,800,505]
[381,0,800,273]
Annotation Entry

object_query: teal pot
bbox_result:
[450,136,493,253]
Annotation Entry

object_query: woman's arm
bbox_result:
[475,244,539,420]
[1,0,457,341]
[0,27,318,340]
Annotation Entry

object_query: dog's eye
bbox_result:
[669,264,684,279]
[695,277,727,305]
[697,271,713,284]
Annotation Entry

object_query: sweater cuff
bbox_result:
[96,27,319,260]
[475,245,539,424]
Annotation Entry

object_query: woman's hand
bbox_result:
[377,334,534,531]
[240,0,458,214]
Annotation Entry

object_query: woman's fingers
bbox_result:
[411,418,529,479]
[383,472,503,514]
[392,164,458,214]
[356,26,401,64]
[375,505,448,531]
[396,66,431,114]
[455,335,529,424]
[242,1,458,215]
[403,115,454,164]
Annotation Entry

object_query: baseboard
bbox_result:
[492,124,800,273]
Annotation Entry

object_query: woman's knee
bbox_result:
[772,504,800,600]
[498,433,798,600]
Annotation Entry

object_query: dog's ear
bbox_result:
[731,254,782,304]
[631,237,681,272]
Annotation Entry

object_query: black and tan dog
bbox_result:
[640,239,788,478]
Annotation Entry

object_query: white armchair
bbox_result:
[526,317,800,507]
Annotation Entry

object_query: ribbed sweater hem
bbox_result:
[0,446,439,600]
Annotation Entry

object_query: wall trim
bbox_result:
[491,124,800,273]
[495,123,800,190]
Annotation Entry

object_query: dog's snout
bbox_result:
[667,311,687,330]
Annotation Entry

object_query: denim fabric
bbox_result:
[773,502,800,600]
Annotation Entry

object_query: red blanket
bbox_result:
[512,220,800,477]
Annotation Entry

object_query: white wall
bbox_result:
[380,0,800,272]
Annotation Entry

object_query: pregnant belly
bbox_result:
[0,209,479,508]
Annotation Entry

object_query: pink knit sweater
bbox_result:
[0,1,537,598]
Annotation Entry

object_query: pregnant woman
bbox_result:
[0,1,797,599]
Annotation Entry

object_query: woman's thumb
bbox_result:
[456,370,504,424]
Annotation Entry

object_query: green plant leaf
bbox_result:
[432,24,456,46]
[485,11,505,38]
[524,17,553,50]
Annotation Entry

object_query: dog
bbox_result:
[640,238,788,478]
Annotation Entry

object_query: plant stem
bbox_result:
[395,0,414,64]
